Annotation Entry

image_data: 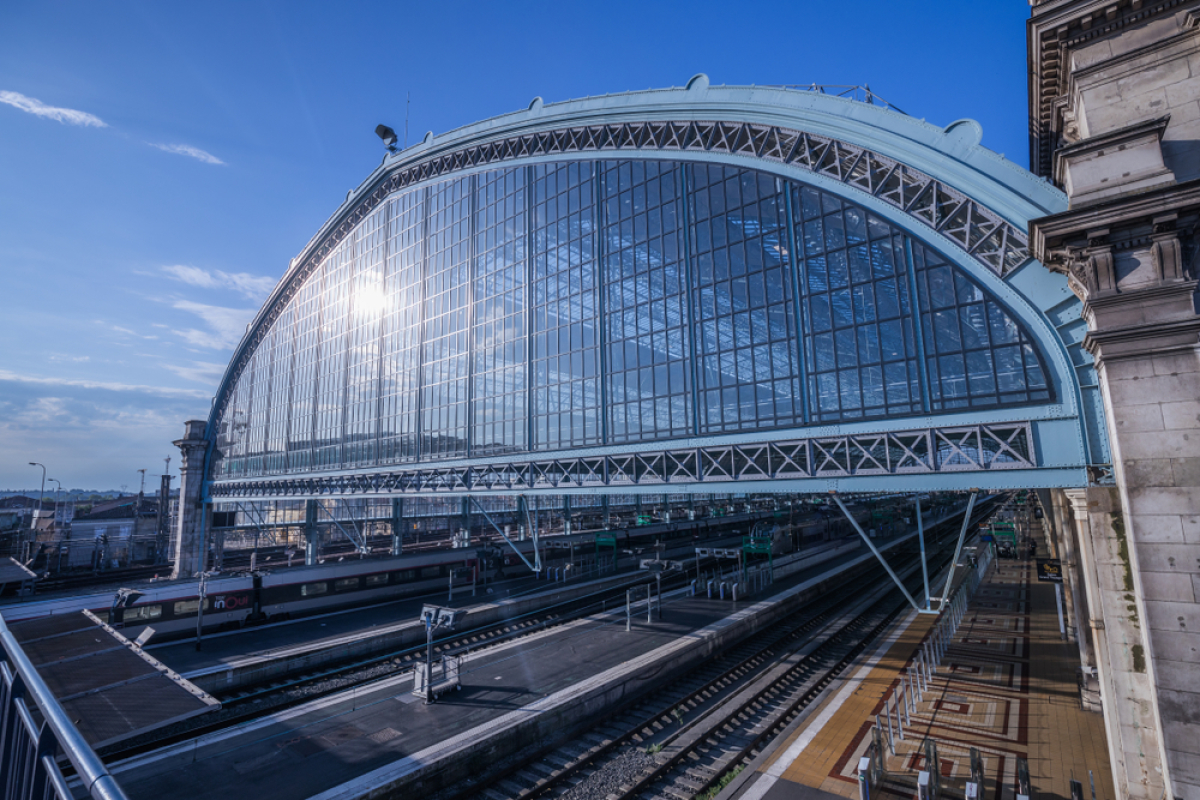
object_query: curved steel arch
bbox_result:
[203,81,1104,498]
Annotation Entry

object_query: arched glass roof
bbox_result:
[210,159,1053,483]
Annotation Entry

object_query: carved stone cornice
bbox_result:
[1027,0,1195,176]
[1030,176,1200,264]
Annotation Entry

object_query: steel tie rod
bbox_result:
[830,492,923,613]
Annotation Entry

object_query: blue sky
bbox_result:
[0,0,1033,492]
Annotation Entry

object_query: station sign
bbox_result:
[1036,559,1063,582]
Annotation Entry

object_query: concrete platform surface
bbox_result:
[106,533,919,800]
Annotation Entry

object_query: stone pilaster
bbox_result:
[1084,288,1200,800]
[171,420,210,580]
[1066,488,1169,799]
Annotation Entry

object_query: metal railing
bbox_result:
[766,84,908,115]
[0,616,128,800]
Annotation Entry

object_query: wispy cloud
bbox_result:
[0,380,210,489]
[150,142,224,165]
[107,323,158,340]
[0,90,106,127]
[161,264,276,300]
[171,300,255,350]
[161,361,227,385]
[0,370,210,399]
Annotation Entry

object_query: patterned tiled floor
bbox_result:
[749,522,1114,800]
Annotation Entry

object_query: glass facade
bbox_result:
[212,159,1053,479]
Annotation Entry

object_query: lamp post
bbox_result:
[194,570,219,651]
[47,478,61,535]
[27,462,46,561]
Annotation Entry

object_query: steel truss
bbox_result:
[209,422,1033,501]
[330,120,1026,279]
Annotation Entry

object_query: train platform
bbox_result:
[103,528,928,800]
[727,520,1113,800]
[149,536,874,692]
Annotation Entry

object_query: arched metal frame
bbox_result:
[203,83,1106,500]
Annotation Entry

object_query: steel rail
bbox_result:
[0,617,130,800]
[459,497,999,800]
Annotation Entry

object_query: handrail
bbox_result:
[0,615,129,800]
[764,84,908,115]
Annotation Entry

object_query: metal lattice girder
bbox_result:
[319,120,1029,279]
[210,422,1036,501]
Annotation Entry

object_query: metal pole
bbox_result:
[647,584,652,623]
[626,589,631,631]
[916,495,931,610]
[939,490,979,607]
[195,572,207,651]
[426,616,435,703]
[656,573,662,619]
[28,461,46,559]
[831,494,922,612]
[1055,583,1066,639]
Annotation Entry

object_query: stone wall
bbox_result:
[1029,2,1200,798]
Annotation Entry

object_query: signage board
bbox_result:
[1036,559,1063,582]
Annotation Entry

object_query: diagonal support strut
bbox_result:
[915,495,931,611]
[938,489,979,607]
[831,492,924,613]
[469,496,539,574]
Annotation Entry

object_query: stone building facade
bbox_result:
[1028,2,1200,798]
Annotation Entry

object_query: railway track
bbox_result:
[97,498,994,779]
[450,499,997,800]
[94,567,689,761]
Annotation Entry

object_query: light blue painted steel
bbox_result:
[202,80,1103,502]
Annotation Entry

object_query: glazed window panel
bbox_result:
[287,271,322,471]
[913,242,1052,411]
[472,168,527,455]
[602,160,691,442]
[343,204,387,468]
[530,162,600,450]
[793,187,921,422]
[263,303,295,475]
[690,164,799,433]
[380,190,426,463]
[313,238,352,468]
[422,177,472,459]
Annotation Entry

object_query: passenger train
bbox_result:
[0,508,806,641]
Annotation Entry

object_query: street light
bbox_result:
[28,462,46,561]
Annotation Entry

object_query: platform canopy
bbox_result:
[4,610,219,747]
